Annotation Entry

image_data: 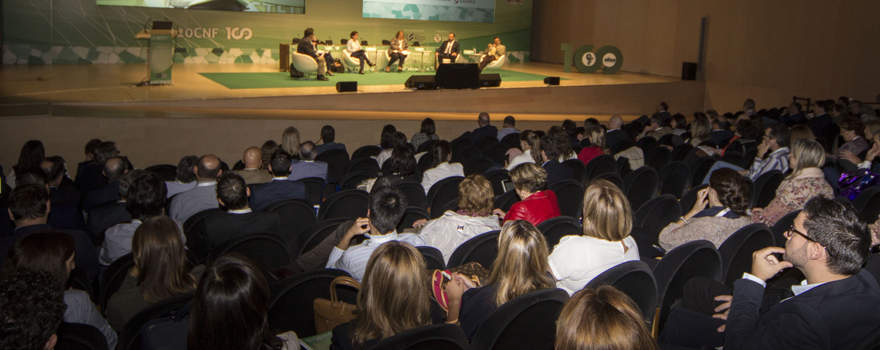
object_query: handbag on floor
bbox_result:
[314,276,360,334]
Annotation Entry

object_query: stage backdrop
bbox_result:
[1,0,531,65]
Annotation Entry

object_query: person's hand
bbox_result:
[756,139,771,159]
[840,150,862,165]
[444,273,472,303]
[870,215,880,247]
[751,207,763,217]
[686,188,709,218]
[867,144,880,162]
[412,218,428,229]
[750,247,793,281]
[492,209,506,217]
[345,217,371,238]
[451,52,458,57]
[712,295,733,332]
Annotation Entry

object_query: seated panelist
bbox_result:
[479,37,506,70]
[387,30,409,73]
[436,32,460,67]
[346,31,375,74]
[296,27,329,81]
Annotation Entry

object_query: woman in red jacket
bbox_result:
[493,163,561,225]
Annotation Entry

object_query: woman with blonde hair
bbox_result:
[493,163,560,226]
[789,124,815,142]
[417,174,501,262]
[752,139,833,226]
[331,241,430,350]
[444,220,556,339]
[577,125,608,165]
[555,285,659,350]
[106,215,196,330]
[281,126,301,158]
[549,179,640,295]
[689,116,711,146]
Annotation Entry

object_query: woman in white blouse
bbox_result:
[421,141,464,194]
[346,31,374,74]
[506,130,539,171]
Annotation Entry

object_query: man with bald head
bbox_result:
[233,147,272,185]
[169,155,223,223]
[605,115,630,151]
[289,141,328,181]
[84,156,128,214]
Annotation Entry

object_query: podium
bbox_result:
[135,21,175,85]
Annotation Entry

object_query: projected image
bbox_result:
[97,0,305,13]
[363,0,494,24]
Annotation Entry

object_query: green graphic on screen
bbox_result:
[363,0,494,23]
[96,0,305,13]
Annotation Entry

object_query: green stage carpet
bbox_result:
[199,69,562,89]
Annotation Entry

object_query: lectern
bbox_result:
[135,21,175,85]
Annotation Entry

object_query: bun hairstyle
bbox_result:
[708,168,751,215]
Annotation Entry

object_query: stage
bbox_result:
[0,61,705,174]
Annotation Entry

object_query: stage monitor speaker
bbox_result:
[682,62,698,81]
[405,75,436,90]
[479,74,501,87]
[543,77,560,85]
[336,81,357,92]
[435,63,481,89]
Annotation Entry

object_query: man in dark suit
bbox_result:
[540,134,574,185]
[807,100,834,147]
[297,27,329,81]
[249,149,307,212]
[655,102,672,122]
[435,32,460,67]
[468,112,499,144]
[40,157,85,231]
[778,102,805,125]
[187,172,281,263]
[316,125,346,155]
[83,156,127,214]
[709,119,734,146]
[605,115,630,151]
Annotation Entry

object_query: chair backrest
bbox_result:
[318,189,369,221]
[854,186,880,222]
[493,190,520,212]
[670,143,694,162]
[548,180,584,219]
[631,194,682,248]
[452,146,483,163]
[469,288,569,350]
[718,223,774,286]
[689,156,717,189]
[351,145,382,160]
[144,164,177,182]
[720,151,746,169]
[417,152,436,174]
[262,199,316,258]
[209,233,291,280]
[485,143,510,164]
[398,206,430,233]
[658,161,691,199]
[637,136,658,154]
[593,172,624,190]
[100,253,135,314]
[623,167,659,212]
[372,324,469,350]
[484,169,511,196]
[394,182,428,210]
[56,322,109,350]
[182,208,224,236]
[433,199,458,219]
[645,146,672,171]
[652,240,722,332]
[326,163,342,183]
[343,157,380,178]
[316,149,350,172]
[450,138,473,153]
[447,230,500,269]
[536,216,581,252]
[463,157,495,176]
[584,155,617,181]
[752,170,784,208]
[417,139,438,154]
[268,269,355,338]
[771,209,801,248]
[500,133,520,150]
[299,177,329,206]
[295,218,349,258]
[117,293,193,350]
[584,260,657,323]
[561,159,587,184]
[291,52,319,73]
[426,176,464,213]
[418,246,447,270]
[477,136,500,151]
[338,171,373,190]
[679,183,708,213]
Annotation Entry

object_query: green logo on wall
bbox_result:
[561,44,623,74]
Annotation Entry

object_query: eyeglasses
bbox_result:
[785,225,814,242]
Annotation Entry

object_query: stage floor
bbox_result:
[0,61,681,105]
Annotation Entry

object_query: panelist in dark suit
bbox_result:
[435,32,460,67]
[249,149,307,212]
[387,31,409,73]
[540,135,574,185]
[187,172,282,263]
[297,27,329,81]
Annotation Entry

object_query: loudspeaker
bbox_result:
[479,74,501,87]
[336,81,357,92]
[543,77,560,85]
[681,62,698,80]
[435,64,481,89]
[404,75,437,90]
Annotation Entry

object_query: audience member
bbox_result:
[169,154,223,223]
[709,118,734,146]
[688,116,712,146]
[86,169,138,245]
[249,149,306,211]
[660,168,752,250]
[84,156,128,213]
[549,179,639,295]
[189,254,301,350]
[807,100,834,145]
[721,119,760,156]
[365,146,417,192]
[101,170,170,266]
[555,285,658,350]
[753,139,832,226]
[655,102,671,121]
[562,119,580,148]
[445,220,555,339]
[410,118,439,150]
[330,241,430,350]
[326,186,424,281]
[779,102,806,125]
[493,163,560,225]
[260,140,279,170]
[1,231,117,349]
[106,215,196,330]
[506,130,539,171]
[417,174,500,262]
[746,124,791,180]
[232,148,272,185]
[375,125,400,167]
[0,270,66,350]
[74,138,105,197]
[317,125,347,155]
[420,141,463,194]
[187,172,281,262]
[640,114,673,140]
[6,139,45,190]
[496,115,519,141]
[578,125,608,165]
[37,159,86,231]
[789,124,815,142]
[464,112,498,144]
[281,126,301,159]
[165,155,199,197]
[605,115,630,151]
[289,141,328,181]
[671,113,688,136]
[538,134,574,185]
[833,117,869,163]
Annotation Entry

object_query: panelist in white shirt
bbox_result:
[346,31,375,74]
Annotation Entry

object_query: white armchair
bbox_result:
[482,54,508,71]
[290,52,318,79]
[341,49,361,72]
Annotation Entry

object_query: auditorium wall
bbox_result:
[531,0,880,113]
[1,0,532,64]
